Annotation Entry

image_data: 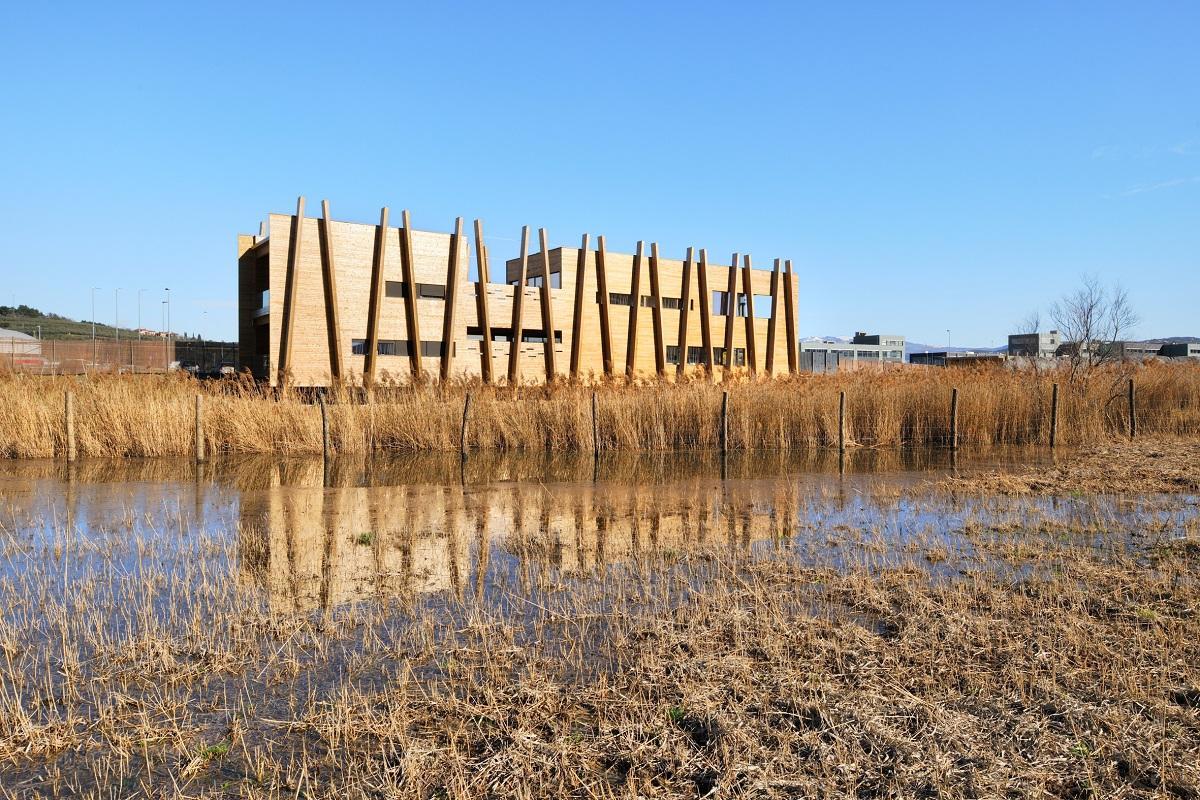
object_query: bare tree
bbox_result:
[1049,274,1139,382]
[1015,309,1042,335]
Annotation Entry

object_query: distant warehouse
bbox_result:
[238,199,800,387]
[798,332,905,372]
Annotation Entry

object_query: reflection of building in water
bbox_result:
[239,461,801,612]
[239,462,469,613]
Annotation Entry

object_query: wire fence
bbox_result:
[0,338,247,376]
[0,338,176,374]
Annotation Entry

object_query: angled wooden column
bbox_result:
[595,236,614,376]
[318,200,344,382]
[569,233,590,379]
[399,210,424,379]
[473,220,494,384]
[625,241,645,379]
[783,259,798,374]
[363,206,389,389]
[507,226,530,385]
[696,248,714,378]
[721,253,738,373]
[277,195,305,384]
[439,217,465,382]
[648,242,666,377]
[765,258,782,375]
[537,228,558,381]
[741,254,758,375]
[676,246,694,377]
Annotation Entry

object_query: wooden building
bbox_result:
[238,198,799,386]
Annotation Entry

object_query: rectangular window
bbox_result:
[665,345,680,364]
[420,341,446,358]
[377,340,404,357]
[417,283,446,299]
[662,297,682,311]
[734,348,746,366]
[712,347,727,366]
[736,293,748,318]
[606,292,632,306]
[686,346,706,364]
[385,281,406,298]
[352,339,366,355]
[712,291,730,315]
[752,294,773,318]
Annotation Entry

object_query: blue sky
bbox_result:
[2,1,1197,345]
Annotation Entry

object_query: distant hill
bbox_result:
[0,304,160,341]
[905,342,1006,358]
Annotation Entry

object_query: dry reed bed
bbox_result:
[0,486,1198,797]
[2,362,1199,459]
[941,435,1200,495]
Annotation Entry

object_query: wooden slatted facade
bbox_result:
[238,198,799,386]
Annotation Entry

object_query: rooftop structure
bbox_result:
[1008,330,1061,359]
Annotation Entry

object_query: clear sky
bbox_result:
[2,1,1197,346]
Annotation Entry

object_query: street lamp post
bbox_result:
[90,287,101,370]
[165,288,171,371]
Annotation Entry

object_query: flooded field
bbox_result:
[1,448,1198,797]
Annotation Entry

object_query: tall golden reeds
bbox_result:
[0,362,1197,459]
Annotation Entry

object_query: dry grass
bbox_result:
[941,435,1200,495]
[0,464,1198,797]
[1,361,1198,459]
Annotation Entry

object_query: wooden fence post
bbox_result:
[838,391,846,453]
[319,392,331,462]
[1049,382,1059,449]
[460,392,473,458]
[65,391,76,462]
[1128,378,1136,439]
[720,390,730,453]
[591,391,600,457]
[194,394,205,463]
[949,387,959,451]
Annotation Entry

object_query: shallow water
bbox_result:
[1,447,1193,616]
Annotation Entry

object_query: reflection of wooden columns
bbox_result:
[765,258,781,375]
[363,207,389,389]
[400,210,423,379]
[625,242,645,379]
[318,200,344,381]
[569,233,590,379]
[696,249,714,377]
[721,254,738,371]
[537,228,558,381]
[507,226,530,385]
[676,247,694,377]
[277,196,305,384]
[783,259,798,374]
[648,243,666,378]
[473,220,494,384]
[595,236,614,376]
[440,217,464,382]
[741,254,758,375]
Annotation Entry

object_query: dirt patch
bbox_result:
[940,437,1200,495]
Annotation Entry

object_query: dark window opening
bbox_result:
[604,292,632,307]
[467,326,562,344]
[384,281,446,299]
[665,345,680,364]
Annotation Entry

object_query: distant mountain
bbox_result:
[905,342,1006,357]
[1142,336,1200,344]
